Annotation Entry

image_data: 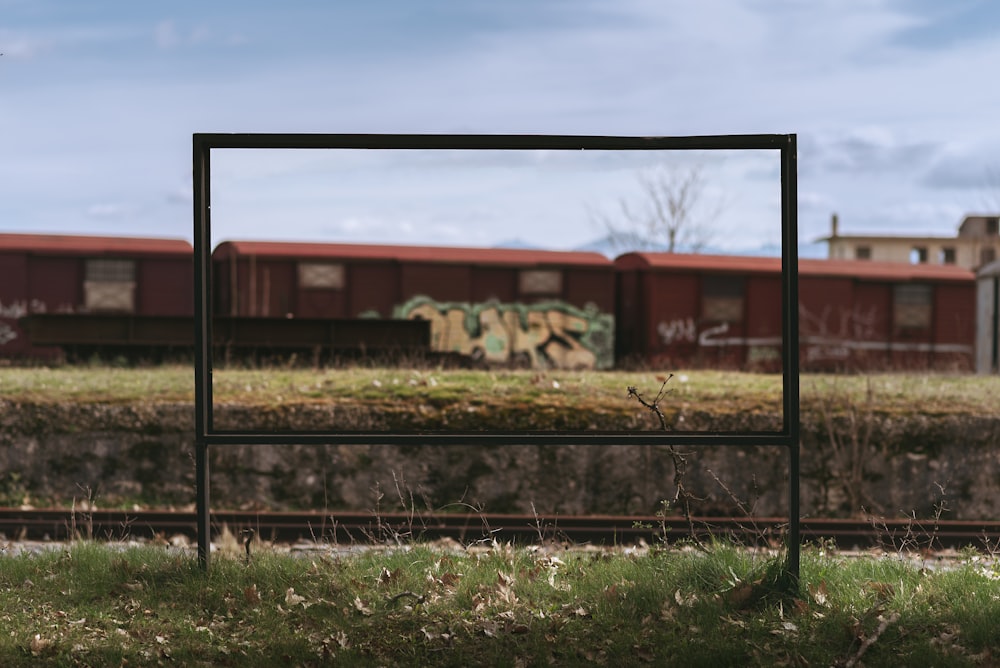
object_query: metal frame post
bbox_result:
[193,137,213,568]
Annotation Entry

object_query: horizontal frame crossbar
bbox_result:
[194,132,790,152]
[201,433,794,447]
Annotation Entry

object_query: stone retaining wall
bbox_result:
[1,401,998,521]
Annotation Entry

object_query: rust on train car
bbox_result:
[212,241,617,369]
[0,233,193,360]
[614,253,976,371]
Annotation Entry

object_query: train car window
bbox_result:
[298,262,345,289]
[701,275,744,322]
[84,259,136,312]
[893,283,931,329]
[86,258,135,282]
[519,269,562,296]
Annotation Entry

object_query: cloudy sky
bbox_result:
[3,1,1000,255]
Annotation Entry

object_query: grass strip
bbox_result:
[1,367,997,418]
[0,541,997,666]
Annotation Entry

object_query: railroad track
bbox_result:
[2,508,999,551]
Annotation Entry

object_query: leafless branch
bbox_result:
[628,376,707,551]
[594,164,723,253]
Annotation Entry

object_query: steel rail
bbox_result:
[2,509,997,551]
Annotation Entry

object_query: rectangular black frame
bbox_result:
[193,133,800,574]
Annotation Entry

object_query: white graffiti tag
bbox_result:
[657,317,697,345]
[0,299,48,318]
[0,323,16,346]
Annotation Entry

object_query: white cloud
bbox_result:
[802,128,942,176]
[165,184,192,206]
[154,20,178,49]
[0,31,48,59]
[86,202,134,219]
[922,143,1000,190]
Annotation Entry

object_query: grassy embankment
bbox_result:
[0,539,998,666]
[1,365,996,418]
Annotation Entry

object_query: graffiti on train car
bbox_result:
[801,303,877,362]
[655,302,973,362]
[657,317,697,345]
[0,299,51,346]
[394,296,615,369]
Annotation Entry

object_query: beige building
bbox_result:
[820,214,1000,271]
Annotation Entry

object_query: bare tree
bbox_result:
[593,164,722,253]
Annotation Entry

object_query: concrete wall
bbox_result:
[2,401,999,522]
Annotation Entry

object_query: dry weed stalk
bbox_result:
[814,377,884,515]
[627,375,707,551]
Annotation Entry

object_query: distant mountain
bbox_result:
[798,241,829,259]
[492,238,541,250]
[571,235,830,259]
[571,234,620,257]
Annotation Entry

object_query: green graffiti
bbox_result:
[392,296,615,369]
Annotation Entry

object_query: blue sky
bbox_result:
[3,1,999,254]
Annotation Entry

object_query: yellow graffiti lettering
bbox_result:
[400,299,606,369]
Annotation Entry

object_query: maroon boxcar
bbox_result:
[212,241,617,369]
[0,233,192,360]
[614,252,975,371]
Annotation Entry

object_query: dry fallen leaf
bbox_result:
[809,581,829,607]
[30,634,52,656]
[727,583,755,607]
[353,596,372,616]
[244,583,260,605]
[285,588,306,607]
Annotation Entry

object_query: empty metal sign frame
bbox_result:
[192,132,800,579]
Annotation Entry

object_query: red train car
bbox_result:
[212,241,617,369]
[0,233,192,360]
[614,253,976,371]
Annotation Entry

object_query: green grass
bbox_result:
[1,366,997,418]
[0,541,997,666]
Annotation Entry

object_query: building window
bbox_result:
[909,247,928,264]
[893,283,931,329]
[939,247,956,264]
[987,217,999,236]
[84,258,136,312]
[982,248,997,266]
[702,275,744,322]
[298,262,344,289]
[855,246,871,260]
[519,269,563,295]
